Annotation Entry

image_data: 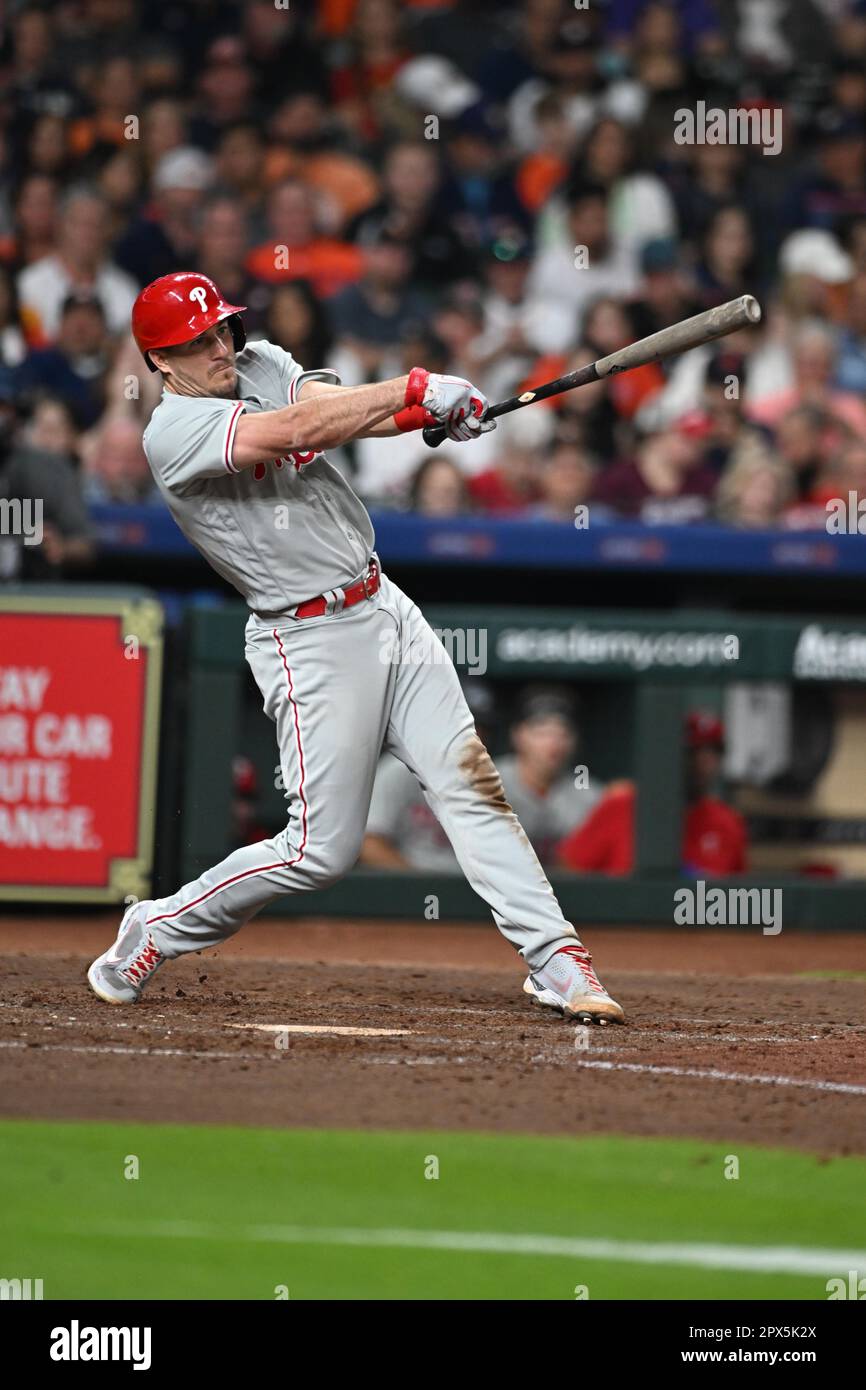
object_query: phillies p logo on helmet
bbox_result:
[131,271,247,370]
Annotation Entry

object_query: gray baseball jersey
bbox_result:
[143,341,374,614]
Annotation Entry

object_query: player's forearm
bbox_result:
[299,379,407,449]
[232,376,413,466]
[295,380,403,438]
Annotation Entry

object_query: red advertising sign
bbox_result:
[0,595,163,901]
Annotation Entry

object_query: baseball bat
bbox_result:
[422,294,762,448]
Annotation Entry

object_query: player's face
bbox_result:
[158,320,238,397]
[512,716,575,779]
[687,746,722,798]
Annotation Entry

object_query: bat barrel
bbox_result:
[594,295,762,380]
[423,295,762,447]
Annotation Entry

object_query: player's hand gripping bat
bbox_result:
[421,294,762,448]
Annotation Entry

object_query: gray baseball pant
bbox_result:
[145,574,582,970]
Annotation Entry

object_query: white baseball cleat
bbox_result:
[87,899,165,1005]
[523,944,625,1024]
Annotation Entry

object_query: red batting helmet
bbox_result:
[131,271,246,371]
[685,710,725,750]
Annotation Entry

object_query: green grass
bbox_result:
[796,970,866,981]
[1,1120,864,1300]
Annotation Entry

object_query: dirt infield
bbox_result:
[0,917,864,1154]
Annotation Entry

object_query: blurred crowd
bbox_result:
[4,0,866,566]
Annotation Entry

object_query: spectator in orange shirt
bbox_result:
[245,180,364,298]
[263,94,380,232]
[582,296,665,419]
[556,710,748,876]
[516,93,574,214]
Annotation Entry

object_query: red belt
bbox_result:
[294,559,380,620]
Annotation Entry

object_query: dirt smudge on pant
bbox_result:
[459,734,513,814]
[459,734,553,886]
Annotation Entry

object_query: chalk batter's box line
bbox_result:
[1,1039,863,1097]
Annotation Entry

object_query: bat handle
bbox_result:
[422,422,448,448]
[423,401,507,448]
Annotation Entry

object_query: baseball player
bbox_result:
[87,271,624,1025]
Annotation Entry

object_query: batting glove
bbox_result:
[423,373,497,443]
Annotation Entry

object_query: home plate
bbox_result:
[227,1023,413,1038]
